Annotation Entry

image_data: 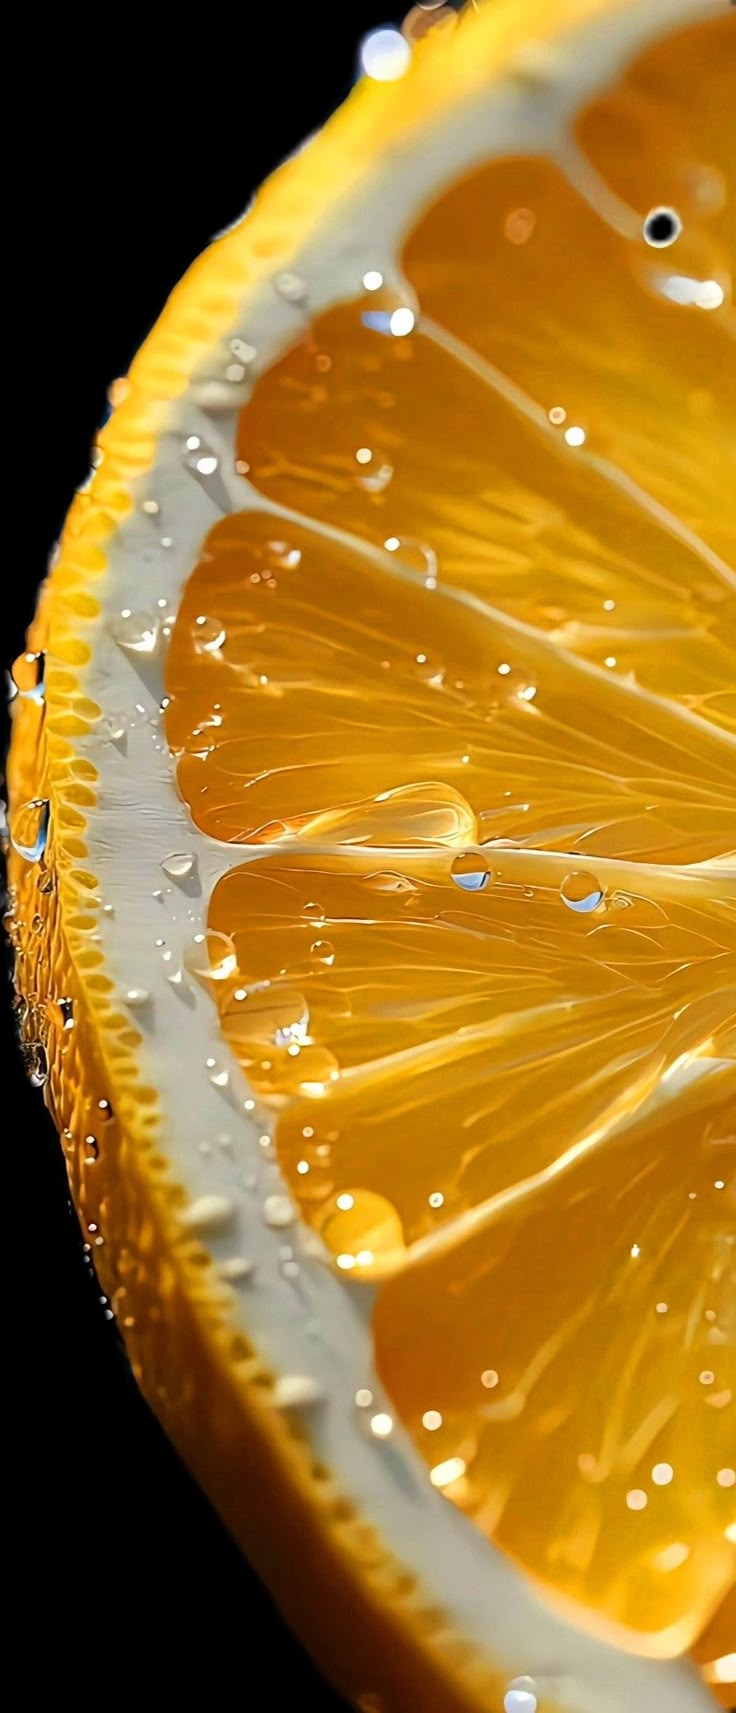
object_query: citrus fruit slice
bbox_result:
[6,2,735,1710]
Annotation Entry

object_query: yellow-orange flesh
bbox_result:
[165,11,735,1672]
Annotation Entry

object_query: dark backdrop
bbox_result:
[5,11,397,1703]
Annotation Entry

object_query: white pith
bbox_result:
[65,4,728,1709]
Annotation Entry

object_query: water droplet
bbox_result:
[22,1039,48,1087]
[356,454,394,495]
[207,1061,230,1090]
[310,939,335,966]
[302,901,326,924]
[50,997,75,1031]
[321,1188,405,1273]
[194,454,219,477]
[548,405,566,425]
[504,1679,538,1713]
[161,851,198,883]
[180,1194,235,1234]
[560,871,604,914]
[264,1194,296,1229]
[360,27,412,81]
[184,932,237,990]
[369,1411,394,1438]
[11,798,50,863]
[272,1375,324,1409]
[99,711,128,743]
[564,424,586,447]
[450,851,491,892]
[125,987,150,1007]
[382,535,438,587]
[274,271,307,304]
[362,270,383,291]
[10,650,45,701]
[191,615,227,653]
[389,307,415,337]
[643,206,682,248]
[110,609,160,656]
[430,1456,466,1489]
[218,1256,254,1282]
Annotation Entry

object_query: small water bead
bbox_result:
[22,1039,49,1088]
[564,424,586,447]
[194,453,219,477]
[362,270,383,291]
[355,453,394,494]
[99,711,128,743]
[369,1412,394,1438]
[183,929,238,983]
[161,851,198,883]
[321,1188,405,1274]
[50,997,75,1031]
[560,872,604,914]
[180,1194,235,1235]
[450,851,492,892]
[192,614,227,653]
[382,535,438,587]
[643,206,682,248]
[302,901,326,924]
[548,405,566,425]
[360,27,412,82]
[430,1456,466,1489]
[110,609,160,656]
[11,650,45,701]
[264,1194,296,1229]
[310,940,335,966]
[274,271,307,304]
[11,798,50,864]
[504,1679,539,1713]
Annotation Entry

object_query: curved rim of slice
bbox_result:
[9,3,729,1710]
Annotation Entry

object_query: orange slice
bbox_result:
[6,3,735,1711]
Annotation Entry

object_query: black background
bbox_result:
[5,10,399,1704]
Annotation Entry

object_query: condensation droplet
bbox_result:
[310,939,335,966]
[360,27,412,82]
[11,650,46,701]
[11,798,50,864]
[264,1194,296,1229]
[218,1257,254,1282]
[302,901,326,924]
[382,535,438,587]
[110,610,160,656]
[125,987,150,1007]
[183,929,237,983]
[272,1375,324,1409]
[99,711,128,743]
[274,271,307,304]
[22,1039,49,1088]
[560,871,604,914]
[161,851,198,883]
[356,454,394,495]
[180,1194,235,1234]
[504,1679,539,1713]
[192,615,227,653]
[50,997,75,1031]
[321,1188,405,1273]
[450,851,491,892]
